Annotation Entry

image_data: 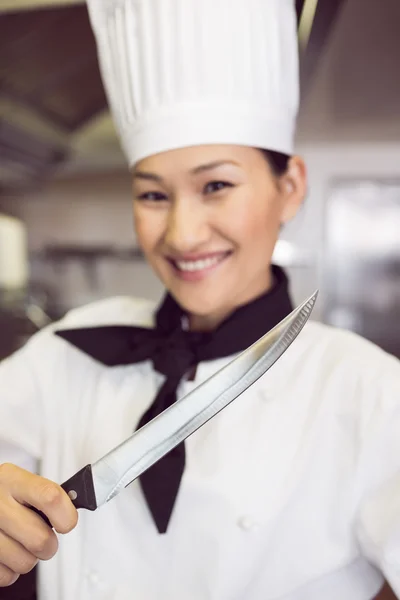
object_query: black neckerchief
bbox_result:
[55,265,293,533]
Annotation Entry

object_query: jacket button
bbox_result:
[237,515,258,531]
[86,571,101,585]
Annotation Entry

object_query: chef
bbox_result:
[0,0,400,599]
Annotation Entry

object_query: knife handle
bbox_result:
[29,464,97,528]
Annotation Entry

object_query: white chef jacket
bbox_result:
[0,296,400,600]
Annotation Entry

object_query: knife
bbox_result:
[33,290,318,526]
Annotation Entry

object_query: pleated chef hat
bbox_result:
[86,0,299,167]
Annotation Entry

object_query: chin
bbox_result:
[172,290,224,318]
[157,263,237,318]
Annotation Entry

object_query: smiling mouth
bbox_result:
[168,252,231,275]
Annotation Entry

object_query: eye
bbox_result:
[204,181,234,195]
[136,191,168,202]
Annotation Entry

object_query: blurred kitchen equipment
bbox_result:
[323,180,400,358]
[0,214,51,359]
[0,213,28,295]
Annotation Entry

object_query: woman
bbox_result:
[0,0,399,599]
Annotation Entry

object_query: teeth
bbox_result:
[175,255,224,272]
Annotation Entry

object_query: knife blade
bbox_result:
[33,290,318,525]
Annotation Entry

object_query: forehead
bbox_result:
[133,144,263,175]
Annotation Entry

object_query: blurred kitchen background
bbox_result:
[0,0,399,361]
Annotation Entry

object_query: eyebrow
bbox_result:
[132,160,240,183]
[132,171,163,183]
[191,160,240,174]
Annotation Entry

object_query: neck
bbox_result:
[189,309,234,332]
[188,269,274,332]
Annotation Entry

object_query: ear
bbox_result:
[279,156,307,224]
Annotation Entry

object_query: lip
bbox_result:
[167,251,231,262]
[167,251,232,282]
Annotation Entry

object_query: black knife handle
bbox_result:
[29,464,97,528]
[60,464,97,510]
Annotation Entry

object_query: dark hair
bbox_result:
[259,149,290,177]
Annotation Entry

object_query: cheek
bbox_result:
[225,189,282,251]
[133,206,164,253]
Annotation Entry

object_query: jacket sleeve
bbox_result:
[0,334,46,472]
[356,352,400,596]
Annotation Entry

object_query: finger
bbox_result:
[0,564,19,588]
[0,464,78,534]
[0,529,38,575]
[0,493,58,561]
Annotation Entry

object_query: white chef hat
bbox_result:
[87,0,299,167]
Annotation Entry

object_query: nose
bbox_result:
[164,196,210,253]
